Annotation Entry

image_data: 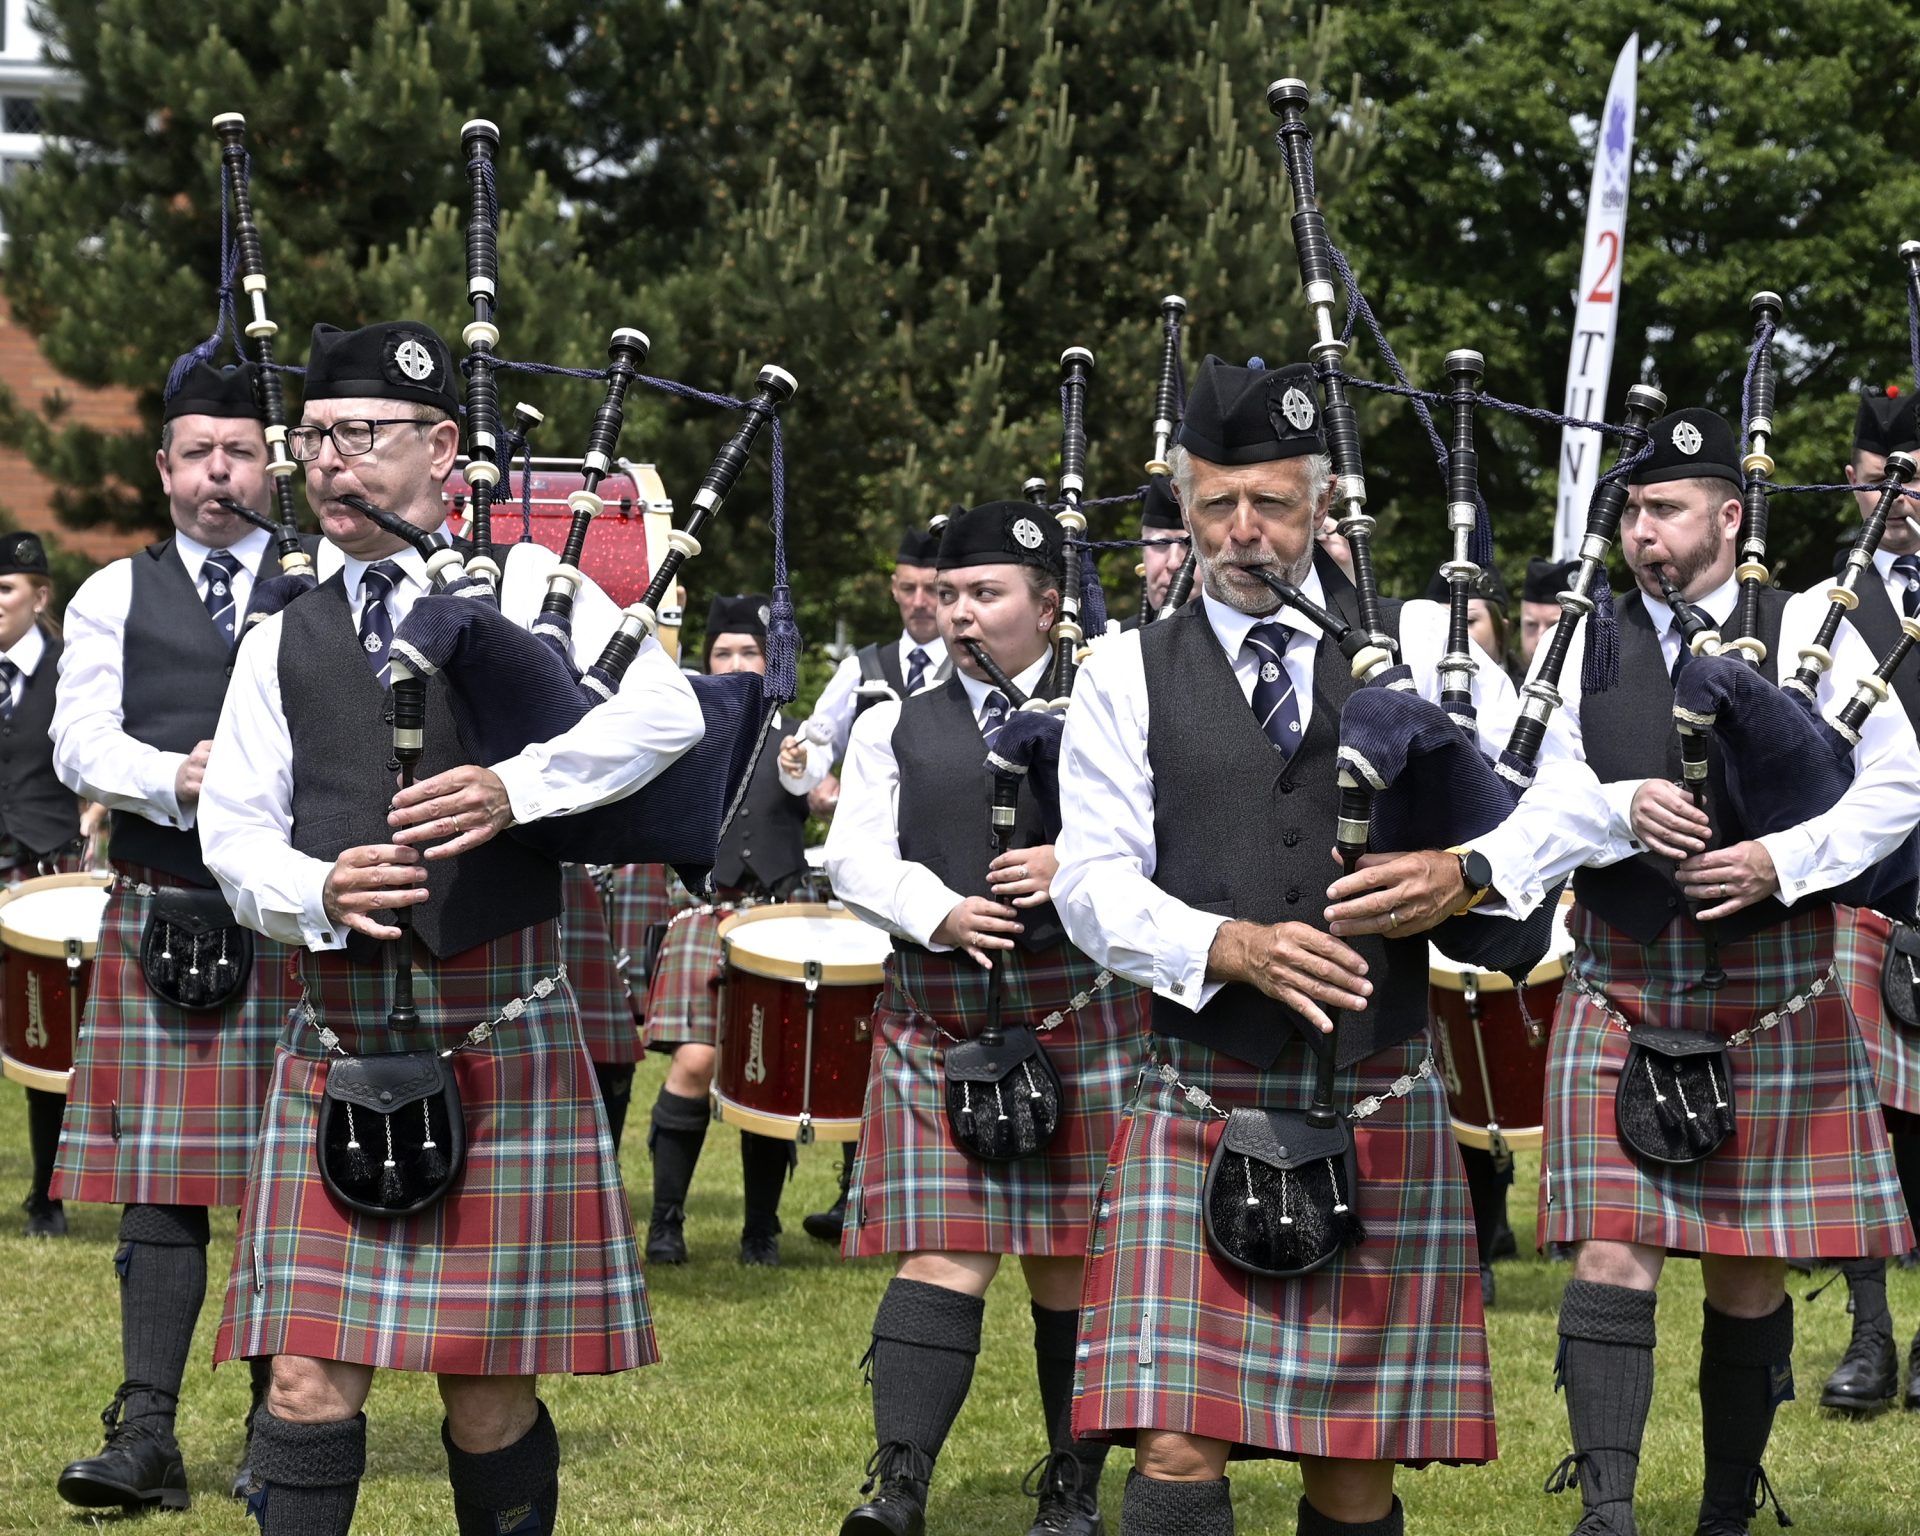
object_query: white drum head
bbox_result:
[1,885,111,950]
[730,914,891,970]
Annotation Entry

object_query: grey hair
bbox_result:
[1167,443,1333,515]
[158,421,173,455]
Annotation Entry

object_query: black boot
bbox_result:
[233,1356,274,1499]
[1818,1258,1897,1414]
[739,1130,795,1266]
[22,1086,67,1236]
[1028,1303,1108,1534]
[444,1399,560,1536]
[806,1141,857,1245]
[1548,1279,1657,1536]
[1119,1469,1234,1534]
[1695,1298,1795,1535]
[245,1409,365,1536]
[646,1084,710,1263]
[56,1386,190,1512]
[842,1279,985,1535]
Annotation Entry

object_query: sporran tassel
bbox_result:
[341,1104,375,1187]
[377,1113,406,1207]
[415,1097,450,1189]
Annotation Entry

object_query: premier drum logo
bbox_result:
[745,1003,768,1084]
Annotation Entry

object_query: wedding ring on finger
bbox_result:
[1388,908,1400,929]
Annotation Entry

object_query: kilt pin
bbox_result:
[558,864,641,1067]
[54,861,299,1209]
[213,917,656,1377]
[1538,903,1912,1259]
[1833,903,1920,1116]
[843,944,1151,1260]
[1072,1031,1496,1466]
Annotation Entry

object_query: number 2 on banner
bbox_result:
[1587,230,1620,304]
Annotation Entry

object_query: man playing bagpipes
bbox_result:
[49,361,313,1513]
[823,501,1152,1536]
[640,592,826,1268]
[1812,385,1920,1416]
[1532,406,1919,1535]
[195,318,703,1536]
[1052,355,1605,1536]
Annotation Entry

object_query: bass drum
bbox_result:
[0,871,114,1093]
[1429,898,1576,1162]
[714,903,890,1143]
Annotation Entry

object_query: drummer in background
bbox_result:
[824,501,1150,1536]
[1123,474,1192,629]
[0,531,84,1238]
[47,361,310,1511]
[782,524,949,1245]
[589,861,680,1151]
[1519,555,1578,672]
[643,594,823,1267]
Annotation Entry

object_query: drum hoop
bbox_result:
[1427,954,1567,994]
[1449,1117,1543,1152]
[0,869,114,959]
[714,1094,862,1142]
[716,902,889,985]
[1,1051,73,1094]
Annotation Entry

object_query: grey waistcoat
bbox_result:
[0,632,78,859]
[712,713,809,895]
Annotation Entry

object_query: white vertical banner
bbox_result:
[1553,33,1639,558]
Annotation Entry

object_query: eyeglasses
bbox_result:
[286,418,429,463]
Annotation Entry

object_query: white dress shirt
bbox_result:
[200,530,703,949]
[1521,572,1920,906]
[2,622,46,711]
[824,649,1046,949]
[804,630,950,765]
[53,526,275,830]
[1053,582,1608,1013]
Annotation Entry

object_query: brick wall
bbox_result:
[0,292,148,565]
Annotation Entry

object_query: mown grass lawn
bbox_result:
[4,1058,1919,1533]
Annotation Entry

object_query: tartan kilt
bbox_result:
[560,865,641,1066]
[53,863,298,1208]
[1072,1031,1494,1466]
[1834,904,1920,1115]
[597,863,681,1020]
[1537,903,1912,1259]
[842,943,1150,1259]
[213,917,656,1377]
[642,903,729,1052]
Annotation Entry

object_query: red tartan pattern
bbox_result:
[841,944,1150,1259]
[597,863,680,1021]
[213,918,656,1376]
[1537,903,1912,1259]
[560,865,640,1065]
[641,904,731,1051]
[1072,1032,1494,1465]
[53,863,299,1208]
[1834,904,1920,1115]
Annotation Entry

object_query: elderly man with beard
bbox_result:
[1053,356,1602,1536]
[1525,406,1916,1536]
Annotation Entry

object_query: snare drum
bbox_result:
[1429,908,1576,1161]
[714,904,891,1143]
[0,871,114,1093]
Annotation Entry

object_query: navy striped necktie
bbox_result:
[1245,621,1301,761]
[979,688,1010,748]
[1894,554,1920,620]
[202,550,243,644]
[358,561,403,684]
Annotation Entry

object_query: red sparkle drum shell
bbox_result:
[0,872,114,1093]
[714,904,891,1143]
[1429,903,1576,1154]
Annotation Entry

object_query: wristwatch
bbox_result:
[1446,844,1494,915]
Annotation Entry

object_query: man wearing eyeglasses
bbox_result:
[196,320,702,1536]
[49,359,315,1513]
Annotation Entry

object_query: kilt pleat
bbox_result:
[560,865,641,1066]
[842,944,1150,1259]
[1834,904,1920,1115]
[213,918,656,1377]
[597,863,680,1021]
[1537,903,1912,1259]
[1072,1032,1494,1466]
[641,903,730,1052]
[53,863,296,1208]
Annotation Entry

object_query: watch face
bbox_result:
[1462,850,1494,891]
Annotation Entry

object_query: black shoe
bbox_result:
[1820,1322,1898,1414]
[1906,1332,1920,1412]
[22,1196,66,1238]
[842,1443,929,1536]
[1569,1514,1636,1536]
[1480,1264,1497,1308]
[804,1188,849,1245]
[740,1231,781,1267]
[1693,1464,1791,1536]
[1024,1450,1104,1535]
[1548,1242,1574,1264]
[646,1204,688,1265]
[1488,1220,1518,1262]
[57,1392,190,1512]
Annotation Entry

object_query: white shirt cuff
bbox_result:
[902,877,969,951]
[300,865,350,951]
[490,757,543,825]
[1156,908,1229,1012]
[141,752,192,828]
[1758,826,1818,905]
[1601,777,1648,850]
